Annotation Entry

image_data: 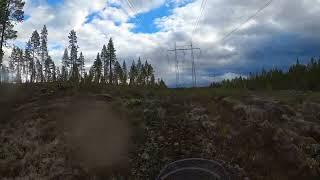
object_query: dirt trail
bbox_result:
[0,93,131,179]
[61,96,131,172]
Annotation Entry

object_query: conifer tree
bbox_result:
[129,60,137,86]
[0,0,25,68]
[30,30,41,81]
[107,38,116,84]
[136,57,143,85]
[35,59,43,82]
[61,48,69,81]
[114,61,122,85]
[30,30,40,56]
[68,30,79,82]
[121,60,127,85]
[40,25,48,66]
[10,46,23,83]
[24,40,33,82]
[78,52,85,78]
[150,74,155,86]
[92,53,102,83]
[101,45,109,82]
[44,56,54,82]
[159,78,167,88]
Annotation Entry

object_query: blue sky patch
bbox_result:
[85,11,102,24]
[24,14,31,21]
[47,0,64,6]
[129,3,172,33]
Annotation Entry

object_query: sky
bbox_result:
[3,0,320,87]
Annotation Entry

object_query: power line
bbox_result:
[220,0,273,43]
[125,0,144,26]
[192,0,208,37]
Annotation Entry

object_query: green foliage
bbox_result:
[107,38,116,83]
[0,0,25,66]
[216,58,320,91]
[91,53,102,83]
[3,26,164,89]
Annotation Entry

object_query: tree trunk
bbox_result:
[109,55,112,84]
[0,0,10,66]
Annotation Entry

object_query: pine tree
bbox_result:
[44,56,54,82]
[114,61,122,85]
[10,47,21,82]
[136,57,143,85]
[68,30,79,82]
[30,30,40,56]
[121,60,127,85]
[129,60,137,86]
[92,53,102,83]
[61,48,69,81]
[24,40,33,82]
[40,25,48,67]
[107,38,116,84]
[101,45,109,82]
[35,59,43,83]
[30,30,41,81]
[0,0,25,68]
[145,61,154,85]
[8,53,14,81]
[50,59,56,82]
[78,52,85,78]
[150,74,155,86]
[159,78,167,88]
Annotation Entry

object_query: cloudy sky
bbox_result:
[4,0,320,87]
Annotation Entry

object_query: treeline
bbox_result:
[0,25,166,88]
[213,58,320,90]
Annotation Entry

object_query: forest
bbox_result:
[0,25,166,88]
[212,58,320,91]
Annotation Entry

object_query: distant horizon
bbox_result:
[3,0,320,87]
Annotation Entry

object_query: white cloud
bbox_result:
[4,0,320,87]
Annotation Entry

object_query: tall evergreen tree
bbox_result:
[121,60,127,85]
[78,52,85,78]
[10,46,24,83]
[24,40,33,82]
[136,57,143,85]
[101,45,109,82]
[114,61,122,85]
[92,53,102,83]
[35,59,43,82]
[44,56,54,82]
[40,25,48,66]
[150,74,155,86]
[61,48,69,81]
[129,60,137,85]
[0,0,25,68]
[106,38,116,84]
[68,30,79,82]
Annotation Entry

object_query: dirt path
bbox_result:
[0,93,131,179]
[61,96,131,173]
